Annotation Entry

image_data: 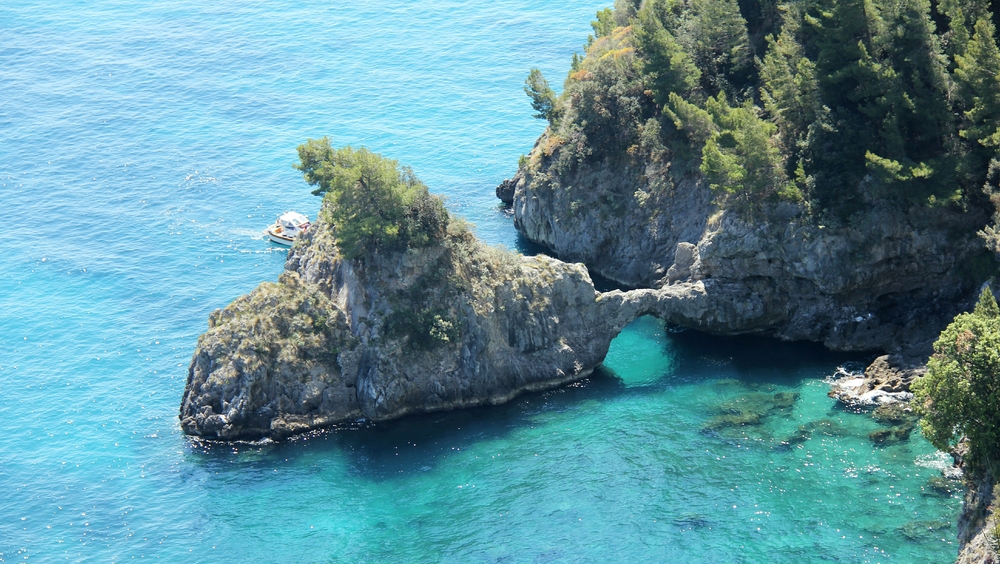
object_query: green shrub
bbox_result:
[913,287,1000,472]
[295,139,448,259]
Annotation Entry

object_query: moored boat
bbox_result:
[265,211,310,246]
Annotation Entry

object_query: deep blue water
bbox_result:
[0,1,962,561]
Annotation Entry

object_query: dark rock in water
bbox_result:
[673,513,712,529]
[828,355,923,406]
[872,403,912,424]
[496,177,517,206]
[925,476,957,497]
[704,412,764,430]
[706,391,800,438]
[776,429,811,450]
[772,391,799,409]
[805,419,851,437]
[900,519,953,541]
[868,420,915,444]
[778,418,853,450]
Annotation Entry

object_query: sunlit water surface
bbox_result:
[0,1,962,561]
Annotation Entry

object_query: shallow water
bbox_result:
[0,1,962,561]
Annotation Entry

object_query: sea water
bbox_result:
[0,1,963,561]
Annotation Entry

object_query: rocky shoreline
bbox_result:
[827,355,998,562]
[503,165,985,357]
[180,168,992,561]
[181,212,667,440]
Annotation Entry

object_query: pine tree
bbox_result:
[634,0,701,105]
[699,95,799,215]
[857,0,955,202]
[758,13,820,157]
[955,17,1000,148]
[676,0,753,98]
[524,68,559,123]
[937,0,991,57]
[592,8,616,38]
[798,0,883,215]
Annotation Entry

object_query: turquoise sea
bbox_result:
[0,1,964,561]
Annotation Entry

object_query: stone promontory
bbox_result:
[183,202,863,440]
[180,213,628,439]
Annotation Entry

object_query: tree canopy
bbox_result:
[913,287,1000,471]
[524,68,558,123]
[523,0,1000,222]
[295,139,448,259]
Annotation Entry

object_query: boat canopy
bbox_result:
[278,211,309,229]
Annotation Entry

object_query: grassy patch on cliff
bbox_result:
[202,271,356,385]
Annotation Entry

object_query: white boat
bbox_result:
[265,211,311,246]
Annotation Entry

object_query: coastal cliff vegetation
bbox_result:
[515,5,1000,556]
[915,288,1000,474]
[295,140,450,260]
[911,287,1000,561]
[524,0,1000,224]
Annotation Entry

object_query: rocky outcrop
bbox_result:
[180,272,362,439]
[828,355,925,406]
[952,437,998,563]
[506,145,989,355]
[957,470,998,564]
[181,215,643,440]
[496,177,517,206]
[187,199,918,439]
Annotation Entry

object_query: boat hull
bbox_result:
[266,227,295,246]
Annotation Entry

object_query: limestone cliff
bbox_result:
[956,470,998,564]
[180,214,629,440]
[505,140,991,354]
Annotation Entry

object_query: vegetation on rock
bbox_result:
[523,0,1000,224]
[914,287,1000,472]
[295,139,448,259]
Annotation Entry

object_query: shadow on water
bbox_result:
[184,365,632,481]
[667,329,873,383]
[512,231,549,257]
[183,322,872,482]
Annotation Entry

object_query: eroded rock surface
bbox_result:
[507,149,988,354]
[957,469,999,564]
[182,216,638,439]
[828,355,925,406]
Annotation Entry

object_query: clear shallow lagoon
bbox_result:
[0,1,962,561]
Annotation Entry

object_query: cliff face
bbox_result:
[956,470,998,564]
[508,145,989,354]
[180,216,632,440]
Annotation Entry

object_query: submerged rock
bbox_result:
[871,402,915,425]
[926,476,958,497]
[704,391,799,438]
[900,519,953,541]
[868,422,915,445]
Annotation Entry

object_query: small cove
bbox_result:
[0,0,965,561]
